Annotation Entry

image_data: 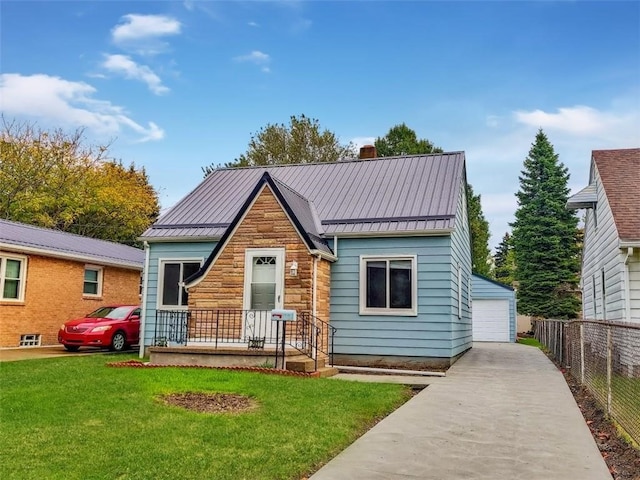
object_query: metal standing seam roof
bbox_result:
[141,152,466,240]
[592,148,640,243]
[0,219,144,269]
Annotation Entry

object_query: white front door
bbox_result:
[243,248,285,339]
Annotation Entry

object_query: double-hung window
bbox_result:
[159,260,201,308]
[83,266,103,296]
[1,254,27,301]
[360,255,417,316]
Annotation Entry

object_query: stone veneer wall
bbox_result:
[188,186,332,339]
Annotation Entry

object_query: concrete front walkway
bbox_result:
[312,343,611,480]
[0,346,134,362]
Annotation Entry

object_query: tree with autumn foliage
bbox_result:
[1,118,159,245]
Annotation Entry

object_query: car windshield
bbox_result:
[86,306,132,320]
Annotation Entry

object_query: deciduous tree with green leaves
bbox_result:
[202,114,356,175]
[0,118,160,246]
[374,123,443,157]
[511,130,581,318]
[467,184,491,276]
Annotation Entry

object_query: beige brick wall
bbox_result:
[188,186,332,338]
[0,253,141,347]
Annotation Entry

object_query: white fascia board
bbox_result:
[0,242,143,271]
[139,236,221,243]
[329,228,453,239]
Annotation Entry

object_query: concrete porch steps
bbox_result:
[285,355,338,376]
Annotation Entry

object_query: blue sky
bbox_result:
[2,1,639,250]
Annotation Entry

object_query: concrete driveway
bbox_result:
[312,342,611,480]
[0,346,137,362]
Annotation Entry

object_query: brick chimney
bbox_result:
[359,144,377,159]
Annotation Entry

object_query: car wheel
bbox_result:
[64,345,80,352]
[110,332,126,351]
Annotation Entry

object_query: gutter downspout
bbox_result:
[333,235,338,257]
[312,255,319,360]
[624,247,633,322]
[138,241,151,359]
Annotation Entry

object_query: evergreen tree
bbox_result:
[511,130,580,318]
[467,183,491,276]
[494,232,516,286]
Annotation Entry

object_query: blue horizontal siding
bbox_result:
[329,236,459,358]
[142,242,216,347]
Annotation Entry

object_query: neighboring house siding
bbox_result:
[142,242,216,347]
[628,251,640,323]
[329,236,456,359]
[581,167,627,321]
[449,181,473,355]
[472,275,516,342]
[0,253,140,347]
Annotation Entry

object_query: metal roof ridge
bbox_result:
[206,151,465,173]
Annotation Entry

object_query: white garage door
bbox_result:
[473,299,510,342]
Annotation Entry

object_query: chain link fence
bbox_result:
[533,319,640,445]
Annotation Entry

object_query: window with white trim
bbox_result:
[1,254,27,301]
[359,255,417,316]
[83,266,103,296]
[159,260,201,308]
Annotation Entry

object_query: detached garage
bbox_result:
[472,274,516,342]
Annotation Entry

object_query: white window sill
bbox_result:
[359,308,417,317]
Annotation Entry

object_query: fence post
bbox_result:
[606,326,612,416]
[580,323,585,384]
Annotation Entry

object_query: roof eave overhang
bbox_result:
[310,249,338,262]
[0,242,143,270]
[330,228,453,238]
[619,240,640,249]
[566,200,597,210]
[139,235,221,243]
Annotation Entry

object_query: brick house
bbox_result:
[140,150,473,371]
[0,219,144,348]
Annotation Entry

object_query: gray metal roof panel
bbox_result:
[143,153,465,239]
[1,219,144,268]
[270,177,331,253]
[566,184,598,210]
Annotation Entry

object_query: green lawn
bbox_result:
[517,337,544,349]
[0,355,411,480]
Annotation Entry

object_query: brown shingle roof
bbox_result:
[593,148,640,242]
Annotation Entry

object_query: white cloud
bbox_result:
[0,73,164,143]
[111,14,181,54]
[234,50,270,65]
[291,18,312,33]
[514,105,639,140]
[102,54,169,95]
[350,136,376,149]
[234,51,271,73]
[248,21,259,27]
[112,14,181,42]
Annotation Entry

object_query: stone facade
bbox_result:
[188,185,332,340]
[0,253,141,347]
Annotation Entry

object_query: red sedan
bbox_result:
[58,305,141,352]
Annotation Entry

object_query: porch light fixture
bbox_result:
[290,261,298,277]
